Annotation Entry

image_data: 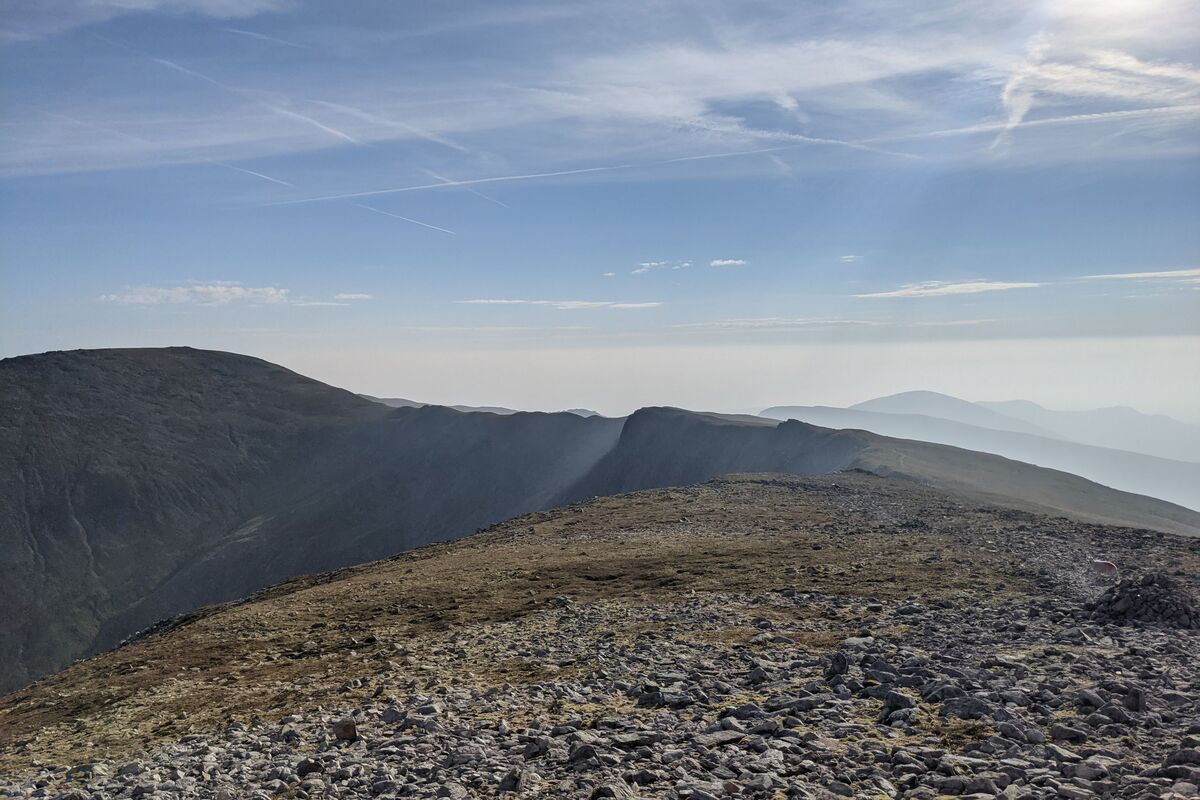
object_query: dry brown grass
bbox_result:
[917,711,997,749]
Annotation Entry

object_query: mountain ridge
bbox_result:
[3,347,1199,695]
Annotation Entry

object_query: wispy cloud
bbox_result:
[601,272,616,277]
[767,154,793,177]
[909,319,996,327]
[3,0,285,43]
[672,317,884,331]
[672,317,996,332]
[632,261,666,274]
[1082,267,1200,280]
[100,281,373,307]
[989,39,1200,152]
[839,255,862,263]
[10,2,1200,179]
[100,281,290,305]
[632,260,690,275]
[454,299,662,310]
[710,258,747,268]
[855,280,1041,298]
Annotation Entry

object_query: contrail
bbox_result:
[309,100,470,153]
[677,118,922,161]
[661,144,816,164]
[860,104,1200,144]
[266,164,633,206]
[94,34,361,146]
[422,169,510,208]
[223,28,310,49]
[48,112,294,187]
[354,203,456,234]
[151,56,232,91]
[266,104,362,144]
[213,163,294,187]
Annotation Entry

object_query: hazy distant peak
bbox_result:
[851,391,1059,438]
[856,389,963,404]
[977,398,1046,413]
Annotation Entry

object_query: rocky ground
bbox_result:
[2,473,1199,799]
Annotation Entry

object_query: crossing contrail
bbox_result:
[422,169,511,208]
[262,132,928,209]
[309,100,470,154]
[266,164,633,206]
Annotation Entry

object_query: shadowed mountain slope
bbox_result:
[0,349,623,693]
[3,347,1199,694]
[759,405,1200,510]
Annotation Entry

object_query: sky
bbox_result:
[1,0,1198,419]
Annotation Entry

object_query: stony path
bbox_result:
[8,585,1199,799]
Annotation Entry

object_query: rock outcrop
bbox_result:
[1088,572,1200,629]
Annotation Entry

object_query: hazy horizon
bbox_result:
[310,338,1200,423]
[12,337,1196,424]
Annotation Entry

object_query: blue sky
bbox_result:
[1,0,1198,417]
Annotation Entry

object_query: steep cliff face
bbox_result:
[0,347,388,690]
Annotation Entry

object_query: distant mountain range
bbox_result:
[3,349,1198,694]
[975,398,1200,463]
[762,391,1200,511]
